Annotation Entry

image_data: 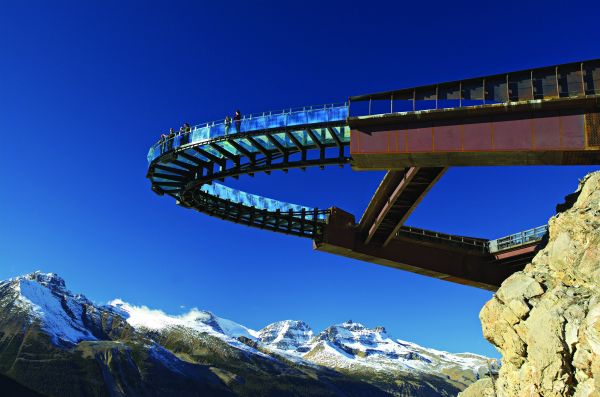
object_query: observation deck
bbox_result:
[147,104,350,238]
[147,58,600,291]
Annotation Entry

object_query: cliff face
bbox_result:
[462,171,600,397]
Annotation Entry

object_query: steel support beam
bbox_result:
[316,208,537,291]
[359,167,447,246]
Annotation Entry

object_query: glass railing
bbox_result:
[397,224,548,253]
[349,85,600,118]
[488,225,548,253]
[201,183,328,220]
[148,103,348,163]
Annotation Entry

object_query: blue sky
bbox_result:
[1,1,598,358]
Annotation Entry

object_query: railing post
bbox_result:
[368,97,372,115]
[482,78,486,105]
[531,70,535,99]
[555,66,560,97]
[581,62,586,96]
[300,208,306,235]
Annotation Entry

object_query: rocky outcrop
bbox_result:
[461,171,600,396]
[458,377,495,397]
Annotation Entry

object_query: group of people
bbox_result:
[224,109,242,134]
[158,122,191,151]
[155,109,243,153]
[161,122,191,141]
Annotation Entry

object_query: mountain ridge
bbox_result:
[0,271,497,396]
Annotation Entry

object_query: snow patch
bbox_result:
[108,299,267,357]
[109,299,257,338]
[16,279,95,344]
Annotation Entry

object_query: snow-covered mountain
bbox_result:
[0,272,497,396]
[257,320,313,352]
[7,272,99,344]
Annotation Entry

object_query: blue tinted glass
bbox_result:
[330,106,348,121]
[287,111,308,126]
[149,105,348,163]
[191,126,210,143]
[201,183,319,215]
[254,136,275,150]
[307,109,328,123]
[291,130,311,146]
[269,114,287,129]
[337,126,350,142]
[239,138,260,152]
[220,141,240,155]
[211,123,226,137]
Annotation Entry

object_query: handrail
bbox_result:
[488,225,548,253]
[188,102,348,130]
[396,224,548,254]
[349,89,600,118]
[349,59,600,101]
[397,226,488,251]
[147,103,349,163]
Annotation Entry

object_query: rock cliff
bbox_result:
[461,171,600,397]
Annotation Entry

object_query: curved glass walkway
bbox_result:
[146,102,548,251]
[147,103,350,237]
[148,103,348,163]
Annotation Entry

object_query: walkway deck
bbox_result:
[146,59,598,289]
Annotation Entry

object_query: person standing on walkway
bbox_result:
[167,128,176,151]
[181,123,191,144]
[159,132,167,154]
[224,115,232,134]
[233,110,242,133]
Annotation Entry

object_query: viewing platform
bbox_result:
[147,104,350,237]
[147,58,599,290]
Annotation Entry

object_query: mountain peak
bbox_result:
[23,272,67,292]
[5,272,96,345]
[338,320,367,332]
[0,271,497,394]
[258,320,313,352]
[108,300,258,343]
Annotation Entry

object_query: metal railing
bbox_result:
[147,103,348,163]
[349,58,600,118]
[397,224,549,254]
[397,226,488,251]
[488,225,548,253]
[349,87,600,118]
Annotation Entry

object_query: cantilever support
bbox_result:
[359,167,447,247]
[316,208,529,291]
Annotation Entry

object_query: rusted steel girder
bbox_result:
[350,99,600,169]
[358,167,447,246]
[315,208,539,291]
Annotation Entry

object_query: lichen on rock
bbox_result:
[462,171,600,397]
